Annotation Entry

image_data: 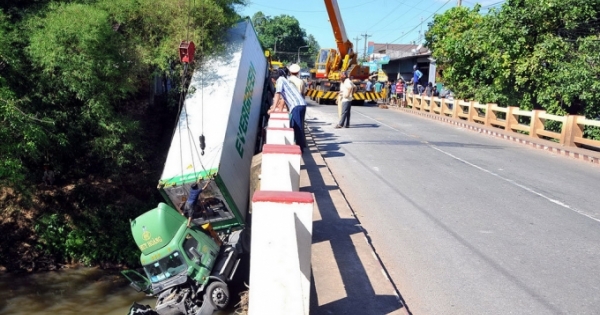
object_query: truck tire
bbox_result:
[206,281,230,310]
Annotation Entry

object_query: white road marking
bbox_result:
[355,110,600,224]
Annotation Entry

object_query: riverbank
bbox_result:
[0,94,176,273]
[0,167,162,272]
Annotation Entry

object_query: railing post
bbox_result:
[440,98,446,116]
[505,106,518,132]
[419,95,426,112]
[484,103,494,127]
[452,99,460,119]
[261,144,302,191]
[562,115,583,147]
[249,191,314,315]
[530,110,545,139]
[467,101,475,122]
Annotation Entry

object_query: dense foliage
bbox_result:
[425,0,600,123]
[251,11,320,67]
[0,0,244,271]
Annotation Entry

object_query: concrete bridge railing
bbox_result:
[248,111,313,315]
[406,94,600,151]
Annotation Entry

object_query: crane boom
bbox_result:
[310,0,372,104]
[324,0,354,57]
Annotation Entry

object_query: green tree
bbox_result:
[0,0,247,270]
[425,0,600,122]
[424,5,484,100]
[252,12,316,64]
[26,3,142,177]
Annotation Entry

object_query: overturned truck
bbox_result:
[122,19,272,315]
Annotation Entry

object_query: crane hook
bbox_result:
[199,134,206,156]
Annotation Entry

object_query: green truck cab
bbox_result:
[122,203,245,315]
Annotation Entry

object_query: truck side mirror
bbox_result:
[189,247,202,262]
[130,282,143,292]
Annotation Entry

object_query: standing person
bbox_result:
[365,79,373,103]
[411,65,423,95]
[390,81,397,106]
[288,64,306,96]
[395,79,405,107]
[181,179,212,228]
[424,82,434,97]
[385,81,392,104]
[365,79,373,93]
[270,69,307,152]
[335,71,355,128]
[374,80,383,103]
[374,80,383,93]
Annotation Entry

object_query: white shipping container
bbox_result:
[158,20,269,230]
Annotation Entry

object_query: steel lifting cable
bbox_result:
[193,0,210,179]
[174,0,199,183]
[182,0,211,183]
[183,0,200,181]
[175,62,190,180]
[192,0,210,181]
[199,0,206,158]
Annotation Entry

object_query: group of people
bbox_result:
[267,63,308,152]
[385,80,407,107]
[384,65,448,107]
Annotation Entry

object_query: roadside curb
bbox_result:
[390,106,600,166]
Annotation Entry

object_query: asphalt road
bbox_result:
[305,101,600,315]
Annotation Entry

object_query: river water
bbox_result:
[0,267,244,315]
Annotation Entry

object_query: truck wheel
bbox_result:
[206,281,230,310]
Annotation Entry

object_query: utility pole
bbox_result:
[353,36,362,54]
[457,0,462,6]
[419,17,424,43]
[361,33,372,61]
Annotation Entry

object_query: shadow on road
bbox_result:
[306,121,349,158]
[301,134,411,315]
[344,123,380,128]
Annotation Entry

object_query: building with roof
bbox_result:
[368,42,436,85]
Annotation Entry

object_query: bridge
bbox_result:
[248,96,600,314]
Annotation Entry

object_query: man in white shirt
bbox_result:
[287,64,306,96]
[335,71,355,128]
[270,69,307,152]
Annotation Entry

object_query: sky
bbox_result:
[237,0,505,53]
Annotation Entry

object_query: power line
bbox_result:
[363,0,457,33]
[388,0,452,44]
[481,0,505,9]
[365,1,406,32]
